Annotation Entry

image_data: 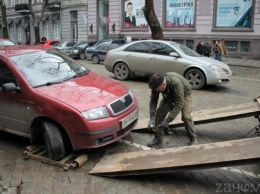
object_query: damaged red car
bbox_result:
[0,45,139,160]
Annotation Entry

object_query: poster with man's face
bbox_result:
[165,0,195,28]
[123,0,147,28]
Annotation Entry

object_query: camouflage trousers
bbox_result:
[154,95,197,141]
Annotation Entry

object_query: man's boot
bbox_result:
[147,137,162,147]
[189,138,198,146]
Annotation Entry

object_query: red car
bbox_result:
[0,45,139,160]
[36,39,60,47]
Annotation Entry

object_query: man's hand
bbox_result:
[148,117,155,131]
[159,120,169,129]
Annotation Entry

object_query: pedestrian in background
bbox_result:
[212,40,221,61]
[196,41,204,55]
[147,72,197,147]
[218,39,224,61]
[220,39,228,56]
[203,40,211,57]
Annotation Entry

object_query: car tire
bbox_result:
[114,62,130,80]
[79,53,86,60]
[184,69,205,90]
[42,121,65,161]
[92,55,100,64]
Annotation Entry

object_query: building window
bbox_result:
[225,41,238,52]
[44,25,49,39]
[186,40,194,49]
[123,0,147,28]
[214,0,254,28]
[54,21,60,39]
[9,28,14,40]
[165,0,195,29]
[172,39,184,44]
[241,41,250,53]
[17,28,22,42]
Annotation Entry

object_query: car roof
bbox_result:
[0,45,50,57]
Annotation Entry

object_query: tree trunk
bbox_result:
[143,0,163,40]
[0,0,9,38]
[28,0,49,44]
[34,26,40,44]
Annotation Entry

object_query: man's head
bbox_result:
[127,2,133,16]
[148,73,166,92]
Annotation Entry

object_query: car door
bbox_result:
[122,42,150,75]
[0,61,28,136]
[99,44,111,61]
[149,42,184,75]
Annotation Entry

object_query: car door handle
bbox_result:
[126,54,131,57]
[150,57,156,60]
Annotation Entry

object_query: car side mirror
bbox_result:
[170,52,180,58]
[2,83,21,93]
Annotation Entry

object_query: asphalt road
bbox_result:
[0,59,260,194]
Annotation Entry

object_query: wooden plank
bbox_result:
[134,100,260,132]
[89,137,260,177]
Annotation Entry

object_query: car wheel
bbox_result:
[42,121,65,161]
[79,53,86,60]
[114,62,130,80]
[92,55,100,64]
[184,69,205,90]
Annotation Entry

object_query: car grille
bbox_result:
[109,93,133,116]
[222,68,230,74]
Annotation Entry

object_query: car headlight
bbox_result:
[210,65,224,72]
[82,106,110,120]
[73,50,79,53]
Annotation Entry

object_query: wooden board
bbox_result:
[134,100,260,132]
[89,137,260,177]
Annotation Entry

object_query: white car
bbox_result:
[104,40,232,89]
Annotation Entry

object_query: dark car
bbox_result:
[0,45,139,161]
[94,39,126,46]
[86,42,120,64]
[65,42,96,59]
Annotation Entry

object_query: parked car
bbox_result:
[0,38,17,46]
[104,40,232,90]
[52,41,76,50]
[0,45,139,160]
[94,39,126,46]
[64,42,96,59]
[86,42,120,64]
[36,39,60,47]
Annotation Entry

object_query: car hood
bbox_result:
[184,55,230,69]
[35,72,129,112]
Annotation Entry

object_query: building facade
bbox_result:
[88,0,260,58]
[1,0,260,58]
[1,0,88,44]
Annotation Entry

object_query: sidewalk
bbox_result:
[222,57,260,68]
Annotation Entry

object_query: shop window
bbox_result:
[241,41,250,53]
[214,0,254,29]
[225,41,238,52]
[186,40,194,49]
[123,0,147,29]
[165,0,195,29]
[172,39,184,45]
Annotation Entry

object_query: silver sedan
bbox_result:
[104,40,232,89]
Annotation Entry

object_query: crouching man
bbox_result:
[147,72,197,147]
